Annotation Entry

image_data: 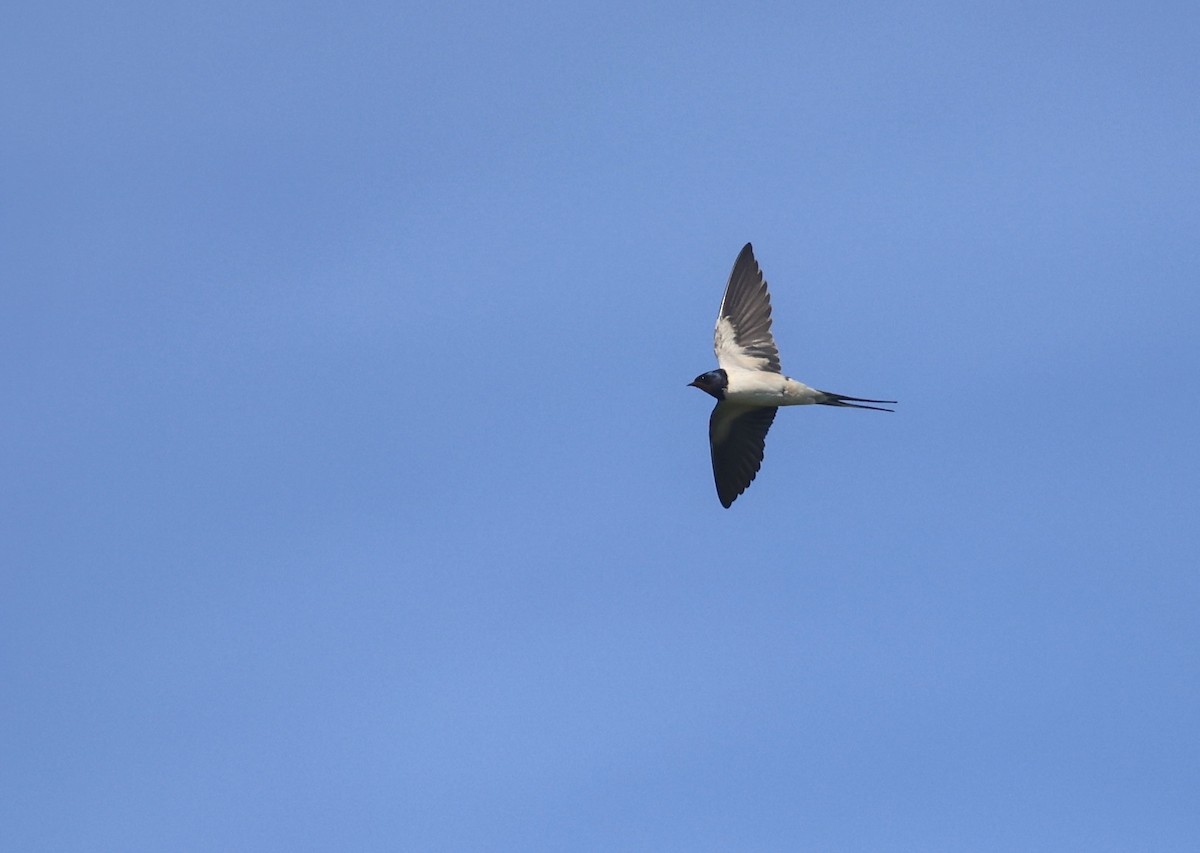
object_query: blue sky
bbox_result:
[4,2,1199,850]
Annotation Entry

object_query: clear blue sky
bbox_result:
[4,2,1199,850]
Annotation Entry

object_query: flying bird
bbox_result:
[689,243,895,507]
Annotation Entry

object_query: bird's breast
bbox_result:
[723,371,822,406]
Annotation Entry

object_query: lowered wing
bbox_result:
[708,402,778,507]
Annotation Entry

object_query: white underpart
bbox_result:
[714,316,823,406]
[723,367,823,407]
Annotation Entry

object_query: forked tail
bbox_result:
[817,391,896,412]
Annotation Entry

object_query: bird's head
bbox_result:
[688,369,728,400]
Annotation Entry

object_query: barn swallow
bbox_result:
[690,243,895,507]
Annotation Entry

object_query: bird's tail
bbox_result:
[816,391,896,412]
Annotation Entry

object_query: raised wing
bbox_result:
[713,243,782,373]
[708,402,778,508]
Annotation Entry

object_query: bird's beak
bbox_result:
[687,380,699,388]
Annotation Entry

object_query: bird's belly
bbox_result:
[725,386,788,405]
[725,374,820,406]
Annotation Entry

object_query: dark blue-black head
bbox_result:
[688,369,728,400]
